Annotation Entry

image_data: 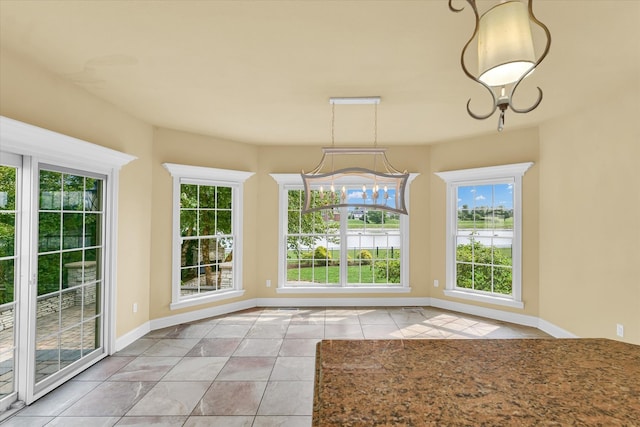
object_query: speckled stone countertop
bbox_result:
[313,339,640,426]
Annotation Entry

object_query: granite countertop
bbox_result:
[313,339,640,426]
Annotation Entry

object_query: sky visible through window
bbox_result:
[457,183,513,210]
[344,187,397,209]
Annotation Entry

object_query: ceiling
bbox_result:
[1,1,638,146]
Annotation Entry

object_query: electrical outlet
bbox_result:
[266,279,271,287]
[616,324,624,337]
[434,279,439,288]
[133,303,138,313]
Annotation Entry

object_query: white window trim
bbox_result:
[163,163,253,310]
[270,172,418,293]
[0,116,136,175]
[435,162,533,309]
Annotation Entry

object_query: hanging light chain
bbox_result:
[330,101,336,198]
[331,102,335,147]
[374,102,378,147]
[372,102,378,188]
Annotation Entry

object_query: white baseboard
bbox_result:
[538,318,578,338]
[430,297,539,328]
[114,321,151,352]
[149,299,257,330]
[115,296,578,348]
[256,297,432,307]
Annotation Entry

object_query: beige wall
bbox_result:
[0,47,154,337]
[429,127,541,316]
[538,82,640,344]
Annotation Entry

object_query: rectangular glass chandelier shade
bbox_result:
[301,148,409,215]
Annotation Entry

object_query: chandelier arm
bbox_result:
[452,0,499,121]
[509,87,543,114]
[466,95,498,120]
[456,0,480,84]
[508,0,552,114]
[381,153,403,175]
[304,152,328,175]
[527,0,552,66]
[448,0,464,13]
[448,0,470,13]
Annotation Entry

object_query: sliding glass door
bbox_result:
[0,156,109,411]
[34,167,105,391]
[0,116,134,411]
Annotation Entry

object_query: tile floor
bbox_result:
[2,306,550,426]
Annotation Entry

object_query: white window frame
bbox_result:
[270,173,418,294]
[0,151,22,413]
[435,162,533,309]
[163,163,253,310]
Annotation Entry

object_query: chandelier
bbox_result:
[449,0,551,131]
[301,97,409,215]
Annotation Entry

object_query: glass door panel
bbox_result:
[34,168,104,390]
[0,164,18,403]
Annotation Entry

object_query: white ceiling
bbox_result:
[1,1,638,145]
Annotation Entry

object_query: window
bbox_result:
[271,174,416,292]
[436,163,533,308]
[164,163,253,309]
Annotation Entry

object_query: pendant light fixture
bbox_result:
[301,97,409,215]
[449,0,551,131]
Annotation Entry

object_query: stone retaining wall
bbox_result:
[0,261,98,332]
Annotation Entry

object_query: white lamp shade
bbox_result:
[478,1,535,86]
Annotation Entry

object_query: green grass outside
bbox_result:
[287,248,400,260]
[346,219,400,229]
[287,264,389,284]
[457,217,513,229]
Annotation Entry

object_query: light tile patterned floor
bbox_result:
[2,306,550,426]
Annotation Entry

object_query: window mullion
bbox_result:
[339,206,348,286]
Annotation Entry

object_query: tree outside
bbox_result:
[180,183,233,293]
[0,165,17,305]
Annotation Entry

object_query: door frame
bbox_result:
[0,116,136,407]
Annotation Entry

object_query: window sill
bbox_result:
[170,289,245,310]
[277,286,411,294]
[443,289,524,309]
